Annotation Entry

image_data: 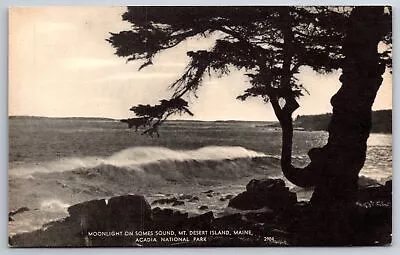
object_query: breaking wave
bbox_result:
[8,146,284,236]
[9,145,391,209]
[8,146,282,214]
[9,146,271,177]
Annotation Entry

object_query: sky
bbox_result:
[9,6,392,121]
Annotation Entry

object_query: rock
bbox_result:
[67,195,152,232]
[246,178,285,193]
[187,212,214,229]
[199,205,208,210]
[212,214,242,228]
[9,207,30,217]
[220,194,234,201]
[152,207,174,218]
[243,211,276,224]
[152,207,188,229]
[107,195,152,227]
[228,192,256,210]
[9,185,393,247]
[203,190,213,194]
[172,200,185,206]
[225,194,234,200]
[188,196,199,202]
[152,197,184,205]
[212,213,256,231]
[173,210,189,218]
[385,180,392,190]
[67,199,108,231]
[228,178,297,211]
[9,216,14,221]
[357,180,392,204]
[178,194,193,200]
[358,175,380,188]
[207,194,213,198]
[152,197,174,205]
[68,199,107,219]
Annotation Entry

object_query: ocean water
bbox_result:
[8,117,392,235]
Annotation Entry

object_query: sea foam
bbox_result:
[9,146,268,177]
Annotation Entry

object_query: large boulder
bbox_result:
[107,194,152,228]
[246,178,286,193]
[358,175,380,188]
[67,195,152,232]
[152,207,188,229]
[385,180,392,191]
[357,179,392,204]
[186,211,214,229]
[228,178,297,211]
[67,199,108,232]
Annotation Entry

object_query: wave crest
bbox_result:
[10,146,268,176]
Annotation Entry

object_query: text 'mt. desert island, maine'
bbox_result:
[8,6,392,247]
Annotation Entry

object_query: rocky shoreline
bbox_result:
[9,178,392,247]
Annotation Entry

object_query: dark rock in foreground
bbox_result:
[178,194,195,200]
[188,196,199,202]
[9,178,392,247]
[67,195,152,232]
[228,178,297,210]
[357,180,392,204]
[152,196,185,206]
[172,200,185,206]
[108,195,152,228]
[199,205,208,210]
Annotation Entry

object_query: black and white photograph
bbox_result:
[8,6,392,247]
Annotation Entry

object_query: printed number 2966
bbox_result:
[264,236,275,242]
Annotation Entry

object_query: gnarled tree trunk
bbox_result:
[310,7,386,205]
[276,6,387,206]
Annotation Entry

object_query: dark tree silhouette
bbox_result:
[130,98,193,126]
[107,6,391,205]
[307,7,392,205]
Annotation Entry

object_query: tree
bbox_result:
[130,98,194,127]
[107,6,391,205]
[307,7,391,205]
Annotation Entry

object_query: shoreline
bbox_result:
[9,177,392,247]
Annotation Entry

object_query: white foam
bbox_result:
[107,146,267,167]
[9,146,267,176]
[40,199,70,213]
[10,156,105,176]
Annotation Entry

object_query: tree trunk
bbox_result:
[272,7,321,188]
[310,7,386,205]
[284,8,388,244]
[273,7,387,207]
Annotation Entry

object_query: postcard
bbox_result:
[8,6,392,247]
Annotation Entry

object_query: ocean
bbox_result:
[8,117,392,236]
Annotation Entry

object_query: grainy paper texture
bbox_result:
[8,6,392,247]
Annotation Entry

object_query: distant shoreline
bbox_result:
[294,109,392,134]
[8,115,117,121]
[8,110,392,134]
[8,115,277,124]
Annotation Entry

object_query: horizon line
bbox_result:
[8,108,392,122]
[8,115,278,122]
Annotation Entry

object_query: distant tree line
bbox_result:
[295,109,392,133]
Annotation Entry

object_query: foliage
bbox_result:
[108,7,391,122]
[107,7,354,120]
[130,98,193,124]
